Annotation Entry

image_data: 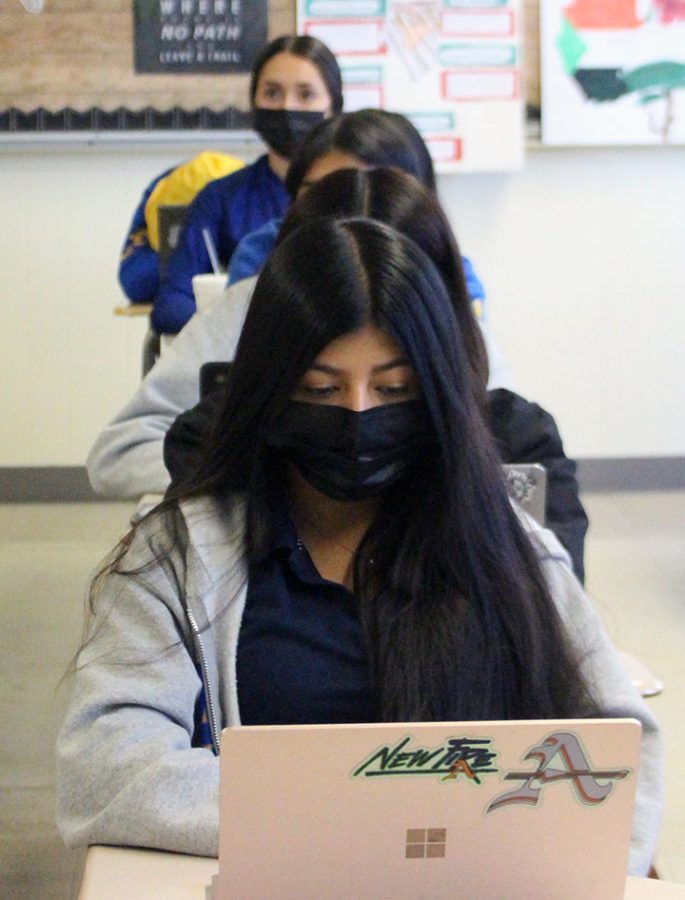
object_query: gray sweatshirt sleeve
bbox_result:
[86,278,255,498]
[56,524,222,857]
[528,520,663,877]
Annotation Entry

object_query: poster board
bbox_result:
[541,0,685,145]
[298,0,525,171]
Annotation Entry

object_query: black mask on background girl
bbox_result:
[267,399,433,501]
[253,109,326,159]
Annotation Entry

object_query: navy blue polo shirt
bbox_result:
[236,500,373,726]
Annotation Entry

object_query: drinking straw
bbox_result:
[202,228,221,274]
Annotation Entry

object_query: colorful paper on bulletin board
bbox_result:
[297,0,524,172]
[541,0,685,145]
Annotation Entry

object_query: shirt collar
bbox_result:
[252,486,300,564]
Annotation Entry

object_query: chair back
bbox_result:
[157,204,189,269]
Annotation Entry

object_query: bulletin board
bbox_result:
[1,0,542,143]
[0,0,291,134]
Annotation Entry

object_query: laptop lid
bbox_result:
[217,718,640,900]
[502,462,547,525]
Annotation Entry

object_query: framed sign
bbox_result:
[133,0,266,74]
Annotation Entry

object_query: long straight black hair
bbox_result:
[174,218,597,723]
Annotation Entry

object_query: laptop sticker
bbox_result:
[351,734,499,785]
[486,730,633,813]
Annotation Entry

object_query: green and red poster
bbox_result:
[542,0,685,144]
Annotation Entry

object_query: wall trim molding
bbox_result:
[0,467,98,503]
[576,457,685,493]
[1,459,684,503]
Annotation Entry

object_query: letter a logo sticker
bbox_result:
[487,731,631,813]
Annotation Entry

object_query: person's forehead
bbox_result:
[302,151,368,186]
[257,52,326,87]
[313,326,407,369]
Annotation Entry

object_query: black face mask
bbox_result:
[267,399,433,502]
[252,108,326,159]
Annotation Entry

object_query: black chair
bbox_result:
[142,204,189,376]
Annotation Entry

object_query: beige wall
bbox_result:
[0,139,683,466]
[438,145,685,459]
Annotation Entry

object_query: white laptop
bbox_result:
[215,718,641,899]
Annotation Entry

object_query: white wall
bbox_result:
[442,145,685,459]
[1,141,683,466]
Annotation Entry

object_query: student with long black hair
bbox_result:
[57,218,661,872]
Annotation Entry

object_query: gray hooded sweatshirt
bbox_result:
[56,496,662,873]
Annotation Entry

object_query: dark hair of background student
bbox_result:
[285,109,436,196]
[277,166,487,393]
[249,35,344,115]
[162,217,597,724]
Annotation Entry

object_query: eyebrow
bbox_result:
[309,357,412,375]
[261,79,318,89]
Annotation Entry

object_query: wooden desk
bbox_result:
[113,304,153,317]
[77,846,685,899]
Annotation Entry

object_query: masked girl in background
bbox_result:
[57,217,662,874]
[152,34,342,334]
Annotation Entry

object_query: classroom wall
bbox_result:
[438,145,685,460]
[0,140,683,469]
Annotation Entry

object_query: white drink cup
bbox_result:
[192,273,227,313]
